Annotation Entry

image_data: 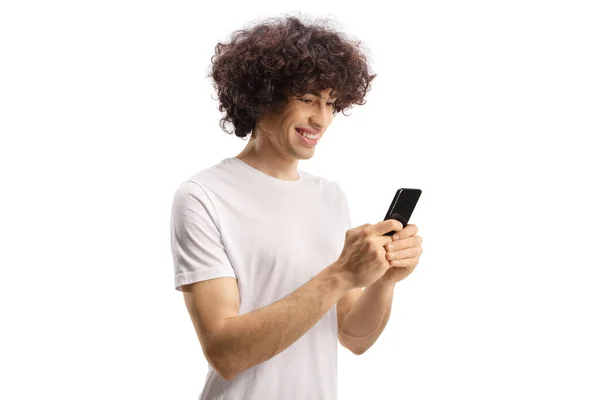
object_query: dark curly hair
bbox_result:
[208,14,377,139]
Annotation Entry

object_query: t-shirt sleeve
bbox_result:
[170,180,237,291]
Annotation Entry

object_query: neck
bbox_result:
[236,135,300,181]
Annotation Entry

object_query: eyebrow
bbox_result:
[310,91,337,101]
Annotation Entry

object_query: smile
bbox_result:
[295,128,320,146]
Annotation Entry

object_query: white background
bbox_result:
[1,1,599,399]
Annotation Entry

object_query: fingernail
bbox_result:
[393,234,399,240]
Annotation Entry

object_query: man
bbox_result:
[170,14,423,400]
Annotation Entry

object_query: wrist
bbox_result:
[328,261,353,292]
[374,274,396,289]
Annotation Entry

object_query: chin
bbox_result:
[292,149,315,161]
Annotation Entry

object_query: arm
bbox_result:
[338,277,396,355]
[183,261,351,381]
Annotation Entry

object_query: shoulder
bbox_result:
[171,163,226,212]
[173,158,234,197]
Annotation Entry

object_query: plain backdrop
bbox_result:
[1,1,599,399]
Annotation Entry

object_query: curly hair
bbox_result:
[208,14,377,139]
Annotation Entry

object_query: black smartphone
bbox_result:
[383,188,422,236]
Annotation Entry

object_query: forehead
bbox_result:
[306,88,337,99]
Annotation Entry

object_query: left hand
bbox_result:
[380,224,423,284]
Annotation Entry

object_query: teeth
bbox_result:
[299,131,318,139]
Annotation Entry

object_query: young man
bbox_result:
[170,14,423,400]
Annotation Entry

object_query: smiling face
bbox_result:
[252,88,337,160]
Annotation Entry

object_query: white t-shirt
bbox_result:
[170,156,352,400]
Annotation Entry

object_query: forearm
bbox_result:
[339,278,396,354]
[212,262,351,380]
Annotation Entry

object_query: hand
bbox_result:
[336,219,406,289]
[379,224,423,284]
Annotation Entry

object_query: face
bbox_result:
[253,88,337,160]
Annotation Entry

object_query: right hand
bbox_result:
[336,219,405,289]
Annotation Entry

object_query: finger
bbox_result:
[388,235,422,251]
[369,219,404,238]
[394,224,418,240]
[389,255,420,268]
[385,245,423,261]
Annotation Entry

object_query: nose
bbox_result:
[309,105,332,131]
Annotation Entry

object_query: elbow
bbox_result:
[209,355,237,381]
[217,368,236,381]
[207,344,238,381]
[350,345,366,356]
[340,336,366,356]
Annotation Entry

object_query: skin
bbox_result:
[235,88,337,181]
[233,87,423,356]
[235,87,423,284]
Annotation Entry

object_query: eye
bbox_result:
[298,97,336,109]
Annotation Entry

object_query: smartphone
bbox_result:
[383,188,422,236]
